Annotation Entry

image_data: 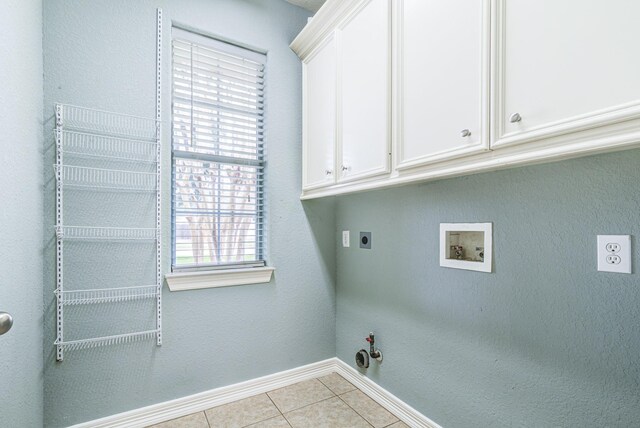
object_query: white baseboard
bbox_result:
[71,358,337,428]
[70,357,440,428]
[333,359,442,428]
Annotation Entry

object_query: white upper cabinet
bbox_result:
[292,0,640,199]
[336,0,391,182]
[302,35,337,190]
[493,0,640,148]
[395,0,490,169]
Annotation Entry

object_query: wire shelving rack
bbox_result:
[53,9,163,361]
[54,102,162,361]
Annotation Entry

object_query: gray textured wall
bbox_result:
[0,0,44,426]
[38,2,640,427]
[335,149,640,427]
[43,1,335,426]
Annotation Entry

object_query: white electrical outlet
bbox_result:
[342,230,350,248]
[605,243,621,253]
[597,235,631,274]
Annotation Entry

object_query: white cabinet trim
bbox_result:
[300,126,640,199]
[290,0,362,59]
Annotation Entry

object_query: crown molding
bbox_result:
[290,0,363,59]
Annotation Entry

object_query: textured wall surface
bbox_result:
[39,2,640,427]
[0,0,44,426]
[335,149,640,427]
[42,1,335,426]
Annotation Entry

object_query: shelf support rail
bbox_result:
[156,7,163,346]
[55,103,65,361]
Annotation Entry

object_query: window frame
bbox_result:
[166,27,272,289]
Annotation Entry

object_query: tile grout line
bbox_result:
[339,391,401,428]
[266,378,338,428]
[267,378,337,414]
[330,374,400,428]
[265,390,285,415]
[202,409,212,428]
[336,393,375,428]
[264,391,293,428]
[280,396,360,428]
[318,373,389,428]
[317,372,358,396]
[202,392,286,428]
[280,411,295,428]
[316,374,333,390]
[231,393,287,428]
[281,395,337,416]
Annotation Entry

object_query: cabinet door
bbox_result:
[493,0,640,148]
[302,35,337,190]
[396,0,490,170]
[337,0,391,183]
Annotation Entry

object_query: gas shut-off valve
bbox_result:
[356,332,383,369]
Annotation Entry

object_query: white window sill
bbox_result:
[165,267,275,291]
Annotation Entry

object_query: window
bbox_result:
[171,28,266,272]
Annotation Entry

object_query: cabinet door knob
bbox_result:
[460,129,471,138]
[325,169,333,176]
[0,312,13,336]
[509,112,522,123]
[341,165,349,172]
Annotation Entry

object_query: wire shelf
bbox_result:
[60,104,158,141]
[55,285,159,305]
[57,226,158,241]
[63,130,158,163]
[55,164,157,192]
[54,330,159,352]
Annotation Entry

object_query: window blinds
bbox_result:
[171,28,266,270]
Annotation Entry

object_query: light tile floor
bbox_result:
[149,373,409,428]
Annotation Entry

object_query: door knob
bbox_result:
[509,112,522,123]
[460,129,471,138]
[0,312,13,336]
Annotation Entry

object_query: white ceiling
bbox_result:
[285,0,326,13]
